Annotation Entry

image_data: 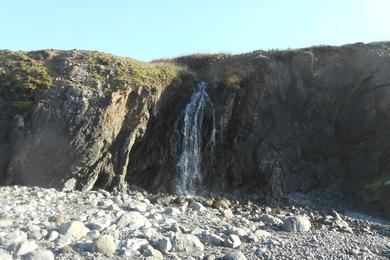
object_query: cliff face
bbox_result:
[1,43,389,217]
[0,50,185,191]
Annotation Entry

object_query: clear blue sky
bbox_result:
[1,0,389,61]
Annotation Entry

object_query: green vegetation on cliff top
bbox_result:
[0,50,186,112]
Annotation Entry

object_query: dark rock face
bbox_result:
[1,43,390,218]
[127,43,390,217]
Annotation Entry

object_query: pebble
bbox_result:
[116,211,150,230]
[164,207,181,216]
[58,221,90,240]
[254,229,272,238]
[256,214,283,226]
[223,209,234,219]
[15,240,38,256]
[25,250,55,260]
[189,201,206,212]
[142,245,163,260]
[0,252,12,260]
[224,234,241,248]
[47,230,59,242]
[172,233,204,253]
[153,237,172,253]
[92,235,116,254]
[224,251,247,260]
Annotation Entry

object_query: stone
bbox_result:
[75,241,93,252]
[282,216,311,232]
[153,237,172,253]
[224,251,247,260]
[142,245,163,260]
[116,211,150,230]
[189,201,206,212]
[125,238,149,251]
[201,233,224,246]
[172,233,204,253]
[47,230,59,242]
[128,201,148,212]
[0,219,13,227]
[213,199,230,209]
[15,240,38,256]
[227,227,247,238]
[58,221,89,240]
[87,218,112,231]
[5,229,27,247]
[254,229,272,238]
[169,222,190,233]
[106,203,120,211]
[256,215,283,226]
[223,209,234,219]
[164,207,181,216]
[204,254,216,260]
[92,235,116,254]
[224,234,241,248]
[49,215,69,224]
[25,250,55,260]
[0,252,12,260]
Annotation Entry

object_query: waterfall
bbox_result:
[176,82,215,196]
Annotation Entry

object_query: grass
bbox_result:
[0,51,52,103]
[0,50,187,114]
[81,51,185,93]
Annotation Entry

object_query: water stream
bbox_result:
[176,82,215,196]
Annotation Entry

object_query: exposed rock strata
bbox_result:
[0,43,389,217]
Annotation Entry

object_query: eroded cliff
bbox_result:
[0,43,389,217]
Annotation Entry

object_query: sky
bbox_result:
[1,0,389,61]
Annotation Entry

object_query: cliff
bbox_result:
[1,42,389,217]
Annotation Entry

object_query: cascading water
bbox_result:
[176,82,215,196]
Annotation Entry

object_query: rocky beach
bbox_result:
[0,186,389,259]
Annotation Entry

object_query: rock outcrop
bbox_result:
[0,43,389,217]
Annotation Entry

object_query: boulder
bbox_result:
[282,216,311,232]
